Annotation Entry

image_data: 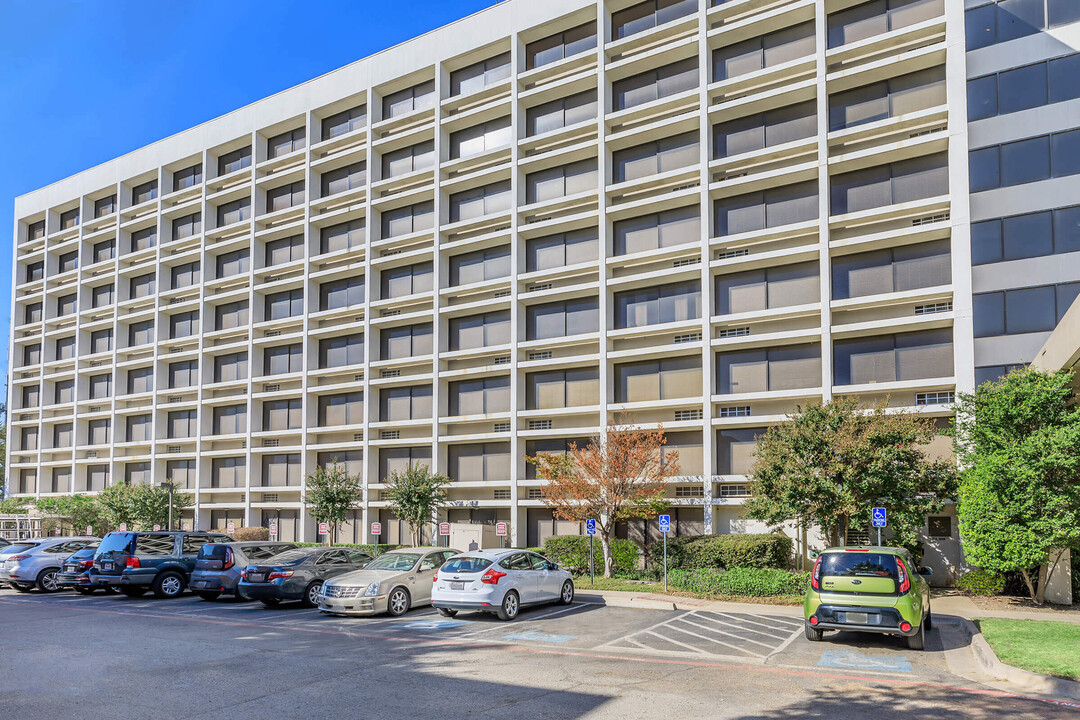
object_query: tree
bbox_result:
[35,495,109,536]
[383,464,449,547]
[953,368,1080,603]
[0,496,29,514]
[130,484,193,531]
[744,398,957,552]
[304,462,363,543]
[527,419,675,578]
[96,484,137,530]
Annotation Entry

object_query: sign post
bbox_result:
[269,522,278,541]
[495,522,508,548]
[586,519,596,585]
[318,522,330,545]
[659,515,671,593]
[872,507,887,546]
[227,521,236,537]
[439,522,451,547]
[370,522,382,553]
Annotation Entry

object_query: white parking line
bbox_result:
[644,630,710,655]
[664,622,766,657]
[674,616,777,651]
[702,613,798,638]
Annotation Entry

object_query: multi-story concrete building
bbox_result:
[6,0,1075,559]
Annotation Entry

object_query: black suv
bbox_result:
[92,531,231,599]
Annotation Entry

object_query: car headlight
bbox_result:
[365,582,379,596]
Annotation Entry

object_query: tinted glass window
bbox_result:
[135,534,175,556]
[821,552,898,578]
[441,556,494,573]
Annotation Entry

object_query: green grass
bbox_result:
[571,575,803,605]
[573,576,663,593]
[976,618,1080,681]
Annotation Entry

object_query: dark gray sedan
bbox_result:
[238,547,372,607]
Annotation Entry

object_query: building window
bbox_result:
[381,323,433,359]
[525,160,597,203]
[25,261,44,282]
[615,356,702,403]
[166,459,196,490]
[715,182,819,236]
[171,213,201,241]
[828,0,943,49]
[526,90,597,136]
[526,368,599,410]
[383,261,434,298]
[89,373,112,399]
[614,206,699,255]
[449,311,511,350]
[264,344,303,375]
[449,118,512,161]
[381,201,434,238]
[211,457,246,488]
[321,162,366,196]
[320,221,364,255]
[448,443,511,482]
[382,142,433,178]
[833,329,953,385]
[317,451,362,477]
[126,415,152,442]
[713,22,815,82]
[526,22,597,70]
[168,360,198,388]
[832,240,951,299]
[168,410,197,439]
[717,428,766,475]
[262,454,302,487]
[615,281,700,329]
[218,146,252,176]
[267,234,305,265]
[86,465,109,491]
[127,320,154,347]
[322,104,366,139]
[22,385,41,408]
[58,250,78,273]
[969,129,1080,192]
[132,225,157,251]
[526,299,598,340]
[378,446,431,480]
[927,515,952,538]
[319,333,364,368]
[319,276,365,311]
[60,208,79,229]
[57,293,77,316]
[54,379,75,404]
[23,343,42,365]
[973,204,1080,265]
[171,261,201,288]
[614,132,698,184]
[526,229,598,272]
[450,52,511,96]
[267,127,305,158]
[382,80,435,119]
[55,336,76,361]
[169,311,199,339]
[450,181,512,221]
[614,58,698,112]
[380,385,434,421]
[23,302,42,324]
[973,282,1080,337]
[448,377,508,416]
[126,367,153,394]
[90,329,113,354]
[716,101,817,157]
[20,427,38,451]
[51,467,73,492]
[213,352,249,382]
[612,0,696,41]
[27,220,45,241]
[173,163,202,192]
[318,392,364,426]
[965,0,1080,51]
[715,262,819,315]
[215,301,249,330]
[266,182,304,213]
[212,405,247,435]
[94,194,117,218]
[716,345,821,394]
[263,399,302,430]
[265,289,304,320]
[448,249,508,287]
[131,180,158,205]
[832,153,948,214]
[92,239,115,263]
[217,197,251,226]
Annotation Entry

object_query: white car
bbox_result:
[431,549,574,621]
[0,537,99,592]
[319,547,460,617]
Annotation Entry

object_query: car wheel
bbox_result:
[906,622,926,651]
[153,572,186,599]
[557,580,575,606]
[11,583,33,593]
[196,591,222,601]
[437,608,457,618]
[387,587,411,617]
[35,568,61,593]
[302,581,323,608]
[260,598,281,607]
[805,624,824,642]
[119,586,147,597]
[103,586,119,595]
[75,587,94,595]
[496,590,520,621]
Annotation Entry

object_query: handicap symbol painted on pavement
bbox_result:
[393,619,465,631]
[502,629,574,643]
[818,650,912,673]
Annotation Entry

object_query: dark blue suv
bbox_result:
[92,531,231,599]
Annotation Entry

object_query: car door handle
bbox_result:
[408,576,414,580]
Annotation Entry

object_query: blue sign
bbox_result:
[586,519,596,536]
[658,515,671,533]
[872,507,887,528]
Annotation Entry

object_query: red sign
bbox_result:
[182,521,192,532]
[319,522,330,535]
[269,522,278,536]
[495,522,508,537]
[153,525,161,531]
[439,522,451,536]
[226,522,236,535]
[86,525,93,536]
[371,522,382,536]
[119,523,127,532]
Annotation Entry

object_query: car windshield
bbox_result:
[365,553,420,571]
[441,556,493,574]
[822,552,899,578]
[95,533,134,554]
[262,548,317,565]
[4,543,39,554]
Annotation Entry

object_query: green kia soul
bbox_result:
[804,546,932,650]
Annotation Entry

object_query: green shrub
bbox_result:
[294,542,400,556]
[542,535,640,575]
[668,567,809,597]
[232,526,270,541]
[957,569,1006,596]
[648,534,792,571]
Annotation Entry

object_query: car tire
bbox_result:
[153,572,186,599]
[119,586,147,598]
[11,583,33,593]
[302,581,323,608]
[496,590,520,621]
[260,598,281,607]
[75,587,94,595]
[437,608,457,618]
[906,622,926,651]
[387,587,411,617]
[196,591,222,601]
[557,580,575,606]
[103,586,119,595]
[35,568,61,593]
[924,609,933,631]
[805,624,824,642]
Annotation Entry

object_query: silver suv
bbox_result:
[0,537,99,592]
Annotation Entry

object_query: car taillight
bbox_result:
[809,616,818,626]
[223,547,234,571]
[267,570,293,581]
[810,556,822,591]
[432,573,437,583]
[8,555,29,562]
[80,560,93,568]
[481,569,506,585]
[896,558,910,593]
[900,621,911,632]
[126,557,141,569]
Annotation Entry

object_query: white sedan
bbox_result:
[431,549,574,621]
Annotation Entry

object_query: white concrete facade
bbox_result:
[7,0,978,551]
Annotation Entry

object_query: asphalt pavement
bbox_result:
[0,585,1076,719]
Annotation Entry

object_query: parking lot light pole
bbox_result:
[160,481,176,530]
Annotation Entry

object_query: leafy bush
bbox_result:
[294,542,400,556]
[668,567,809,597]
[542,535,640,575]
[232,526,270,541]
[957,569,1006,596]
[648,534,792,571]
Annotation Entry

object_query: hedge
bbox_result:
[668,567,809,597]
[231,527,270,541]
[647,534,792,571]
[956,569,1005,596]
[294,542,401,556]
[542,535,640,575]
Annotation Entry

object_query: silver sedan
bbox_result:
[318,547,460,617]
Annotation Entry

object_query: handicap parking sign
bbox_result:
[586,519,596,536]
[658,515,671,533]
[872,507,887,528]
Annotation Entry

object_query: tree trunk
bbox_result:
[598,531,614,579]
[1020,569,1037,601]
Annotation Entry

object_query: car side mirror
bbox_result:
[918,567,933,576]
[547,563,558,571]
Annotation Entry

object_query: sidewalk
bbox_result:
[576,588,803,616]
[933,593,1080,624]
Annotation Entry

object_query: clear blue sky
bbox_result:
[0,0,496,381]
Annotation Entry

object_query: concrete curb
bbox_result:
[576,589,803,616]
[960,618,1080,701]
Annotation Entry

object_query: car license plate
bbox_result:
[102,562,114,571]
[450,581,465,591]
[248,573,264,583]
[844,612,868,624]
[65,565,77,572]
